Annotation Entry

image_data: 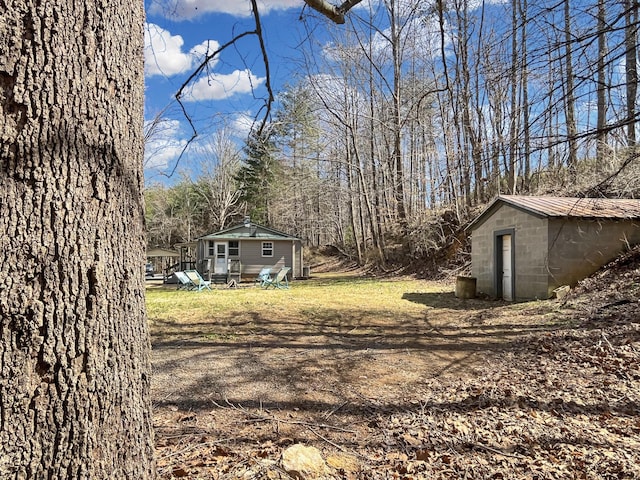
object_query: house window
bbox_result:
[208,241,215,256]
[229,240,239,256]
[262,242,273,257]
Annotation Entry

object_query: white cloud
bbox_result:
[144,23,219,77]
[147,0,303,20]
[184,69,266,101]
[145,23,192,76]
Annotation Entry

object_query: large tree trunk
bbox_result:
[0,1,155,478]
[507,0,520,193]
[596,0,608,169]
[625,0,638,148]
[519,0,531,191]
[388,0,408,232]
[563,0,578,181]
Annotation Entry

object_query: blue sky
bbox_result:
[143,0,325,182]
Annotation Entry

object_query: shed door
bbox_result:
[501,234,513,301]
[214,242,228,274]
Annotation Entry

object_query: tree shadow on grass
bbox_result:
[152,388,639,420]
[150,313,557,352]
[150,302,583,417]
[403,291,505,310]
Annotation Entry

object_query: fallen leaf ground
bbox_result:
[149,251,640,479]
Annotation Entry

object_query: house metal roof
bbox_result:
[198,222,300,241]
[468,195,640,230]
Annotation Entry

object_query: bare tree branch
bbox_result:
[303,0,364,24]
[251,0,275,136]
[171,30,254,177]
[169,0,274,175]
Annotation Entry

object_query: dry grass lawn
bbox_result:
[148,269,640,479]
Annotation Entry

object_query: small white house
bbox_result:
[195,220,304,282]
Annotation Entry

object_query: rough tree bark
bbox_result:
[0,1,155,478]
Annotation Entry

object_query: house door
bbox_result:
[501,234,513,301]
[214,242,228,274]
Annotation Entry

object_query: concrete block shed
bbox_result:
[467,196,640,301]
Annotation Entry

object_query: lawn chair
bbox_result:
[175,271,196,290]
[185,269,212,291]
[254,267,272,287]
[263,267,290,289]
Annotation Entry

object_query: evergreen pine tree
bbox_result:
[236,128,279,225]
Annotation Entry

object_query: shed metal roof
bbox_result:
[146,247,180,257]
[468,195,640,230]
[500,195,640,218]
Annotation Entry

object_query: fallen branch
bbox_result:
[307,427,348,451]
[249,415,356,434]
[213,399,357,433]
[242,410,356,433]
[599,329,616,354]
[324,401,348,420]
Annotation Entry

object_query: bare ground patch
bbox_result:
[150,268,640,479]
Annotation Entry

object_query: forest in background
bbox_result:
[144,0,640,272]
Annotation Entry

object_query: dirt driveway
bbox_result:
[150,273,640,479]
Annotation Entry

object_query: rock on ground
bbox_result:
[281,444,334,479]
